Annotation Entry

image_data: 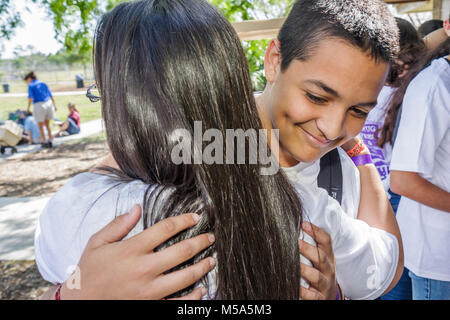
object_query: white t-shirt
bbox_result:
[283,148,398,299]
[361,86,396,194]
[390,57,450,282]
[35,148,399,300]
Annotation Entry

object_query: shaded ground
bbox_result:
[0,261,51,300]
[1,134,109,299]
[0,134,109,197]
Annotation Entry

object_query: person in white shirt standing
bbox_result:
[363,18,427,300]
[389,17,450,300]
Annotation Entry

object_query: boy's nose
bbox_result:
[317,107,346,142]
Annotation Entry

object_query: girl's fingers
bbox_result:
[88,204,142,249]
[300,286,325,300]
[148,233,215,275]
[302,221,332,244]
[127,213,201,253]
[149,257,216,299]
[299,239,330,273]
[301,222,333,257]
[168,286,207,300]
[300,262,326,291]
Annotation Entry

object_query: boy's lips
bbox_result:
[297,126,332,147]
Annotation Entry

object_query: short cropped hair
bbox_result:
[278,0,400,71]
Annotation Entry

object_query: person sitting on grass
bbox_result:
[19,111,42,144]
[55,103,81,137]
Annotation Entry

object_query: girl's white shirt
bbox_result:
[34,148,399,299]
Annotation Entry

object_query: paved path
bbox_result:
[0,118,103,260]
[0,197,50,260]
[0,118,104,163]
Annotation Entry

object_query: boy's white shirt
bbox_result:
[390,57,450,282]
[35,147,399,300]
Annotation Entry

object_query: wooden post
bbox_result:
[232,18,285,41]
[433,0,443,19]
[441,0,450,19]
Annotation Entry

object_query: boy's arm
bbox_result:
[342,138,404,295]
[40,285,59,300]
[390,170,450,213]
[423,28,447,51]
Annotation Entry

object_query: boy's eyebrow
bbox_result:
[357,101,378,108]
[304,79,340,98]
[305,79,378,108]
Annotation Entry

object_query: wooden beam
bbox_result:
[232,18,285,41]
[395,0,433,13]
[385,0,426,3]
[231,1,429,41]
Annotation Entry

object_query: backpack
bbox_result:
[318,148,343,205]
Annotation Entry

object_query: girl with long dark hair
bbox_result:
[36,0,401,300]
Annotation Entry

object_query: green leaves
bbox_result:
[208,0,293,90]
[0,0,24,40]
[43,0,102,66]
[1,0,294,90]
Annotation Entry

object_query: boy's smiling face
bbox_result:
[259,38,390,166]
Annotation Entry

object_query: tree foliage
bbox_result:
[1,0,293,89]
[39,0,102,66]
[0,0,24,41]
[209,0,293,90]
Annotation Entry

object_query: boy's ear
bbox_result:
[264,39,282,83]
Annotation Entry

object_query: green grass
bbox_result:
[1,69,94,94]
[2,81,95,94]
[0,94,102,123]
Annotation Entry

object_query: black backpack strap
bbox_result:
[318,148,343,205]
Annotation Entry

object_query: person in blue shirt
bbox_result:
[25,71,57,148]
[19,111,42,144]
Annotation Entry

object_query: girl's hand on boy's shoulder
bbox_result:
[299,222,340,300]
[58,205,215,300]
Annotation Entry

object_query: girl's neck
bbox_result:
[91,154,121,174]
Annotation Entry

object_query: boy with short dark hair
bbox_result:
[256,0,404,299]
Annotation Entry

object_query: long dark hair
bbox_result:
[386,18,426,87]
[418,19,443,37]
[94,0,302,299]
[378,38,450,147]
